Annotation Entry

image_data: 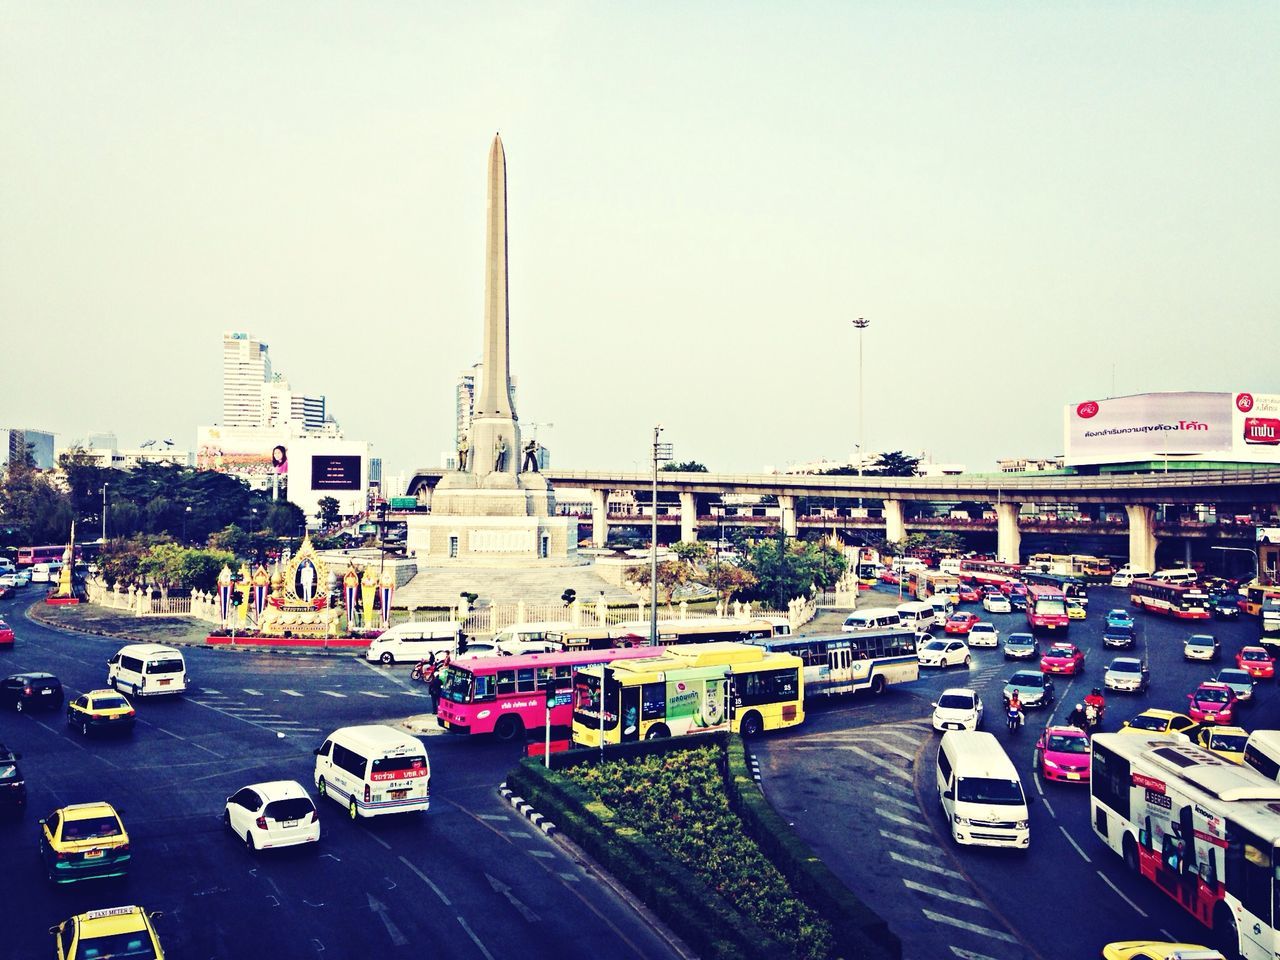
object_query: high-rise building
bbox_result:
[455,362,517,449]
[2,428,56,470]
[222,332,272,427]
[262,375,326,431]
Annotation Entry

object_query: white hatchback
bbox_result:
[224,780,320,852]
[932,687,984,731]
[967,622,1000,648]
[982,593,1012,614]
[918,638,971,669]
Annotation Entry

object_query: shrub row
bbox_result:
[508,744,783,960]
[725,737,902,960]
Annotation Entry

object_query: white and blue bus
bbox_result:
[747,628,919,697]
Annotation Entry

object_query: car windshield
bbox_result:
[1219,671,1250,684]
[1007,635,1033,646]
[1211,734,1248,752]
[1189,637,1214,647]
[0,763,19,781]
[1196,687,1230,703]
[972,625,993,633]
[77,931,155,958]
[264,797,315,821]
[1110,661,1142,675]
[62,815,122,840]
[923,641,947,652]
[956,777,1024,805]
[1046,733,1089,754]
[1243,650,1269,662]
[1108,611,1128,620]
[938,694,974,709]
[948,616,967,623]
[1009,673,1044,688]
[1048,646,1074,657]
[1127,715,1168,731]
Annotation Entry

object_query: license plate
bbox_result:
[40,689,52,695]
[159,679,170,685]
[1067,773,1081,781]
[282,820,298,828]
[945,723,962,730]
[390,789,408,800]
[84,849,103,859]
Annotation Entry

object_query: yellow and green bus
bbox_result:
[571,642,804,745]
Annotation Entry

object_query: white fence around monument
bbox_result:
[83,577,817,636]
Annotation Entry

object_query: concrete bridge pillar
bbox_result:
[995,502,1021,564]
[778,495,798,538]
[1125,505,1157,573]
[679,492,698,543]
[883,500,905,543]
[591,488,608,548]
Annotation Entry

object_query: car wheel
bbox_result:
[870,675,886,696]
[740,712,763,738]
[963,656,971,669]
[493,714,523,742]
[348,798,358,821]
[380,652,394,665]
[317,778,327,798]
[223,810,232,831]
[81,722,90,737]
[245,830,257,852]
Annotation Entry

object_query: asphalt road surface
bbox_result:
[756,584,1276,960]
[0,591,680,960]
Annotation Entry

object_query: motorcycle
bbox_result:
[1006,707,1024,733]
[1084,690,1106,733]
[411,660,437,684]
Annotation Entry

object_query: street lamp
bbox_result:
[100,483,108,544]
[1212,545,1259,584]
[650,426,673,646]
[852,318,870,479]
[182,506,192,543]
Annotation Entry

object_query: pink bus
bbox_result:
[435,647,659,741]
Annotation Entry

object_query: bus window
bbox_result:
[517,668,536,693]
[496,670,517,695]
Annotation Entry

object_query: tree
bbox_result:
[868,451,921,477]
[671,540,711,565]
[316,497,342,527]
[744,537,847,608]
[625,559,694,608]
[661,461,708,473]
[208,524,251,558]
[706,564,757,603]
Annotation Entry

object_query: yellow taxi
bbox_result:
[1101,941,1224,959]
[1119,709,1196,737]
[1066,599,1087,620]
[66,689,136,737]
[1184,724,1249,764]
[52,905,164,959]
[40,801,131,884]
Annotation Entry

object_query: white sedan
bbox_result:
[224,780,320,852]
[918,638,971,669]
[967,622,1000,648]
[932,687,984,731]
[982,593,1012,614]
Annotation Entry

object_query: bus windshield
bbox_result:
[439,666,473,704]
[573,673,616,730]
[957,777,1024,805]
[1035,599,1067,616]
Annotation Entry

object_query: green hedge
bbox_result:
[725,738,901,960]
[507,748,781,960]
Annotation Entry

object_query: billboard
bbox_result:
[311,455,362,491]
[1065,392,1280,466]
[195,426,289,488]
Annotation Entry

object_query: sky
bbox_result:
[2,3,1277,482]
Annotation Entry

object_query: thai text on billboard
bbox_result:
[1064,393,1232,466]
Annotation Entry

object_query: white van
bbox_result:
[936,730,1030,849]
[30,562,62,583]
[1243,731,1280,783]
[939,558,962,576]
[489,621,571,655]
[759,616,793,637]
[313,725,430,818]
[365,621,462,665]
[891,557,926,574]
[107,643,188,697]
[1110,567,1152,587]
[1152,568,1198,586]
[843,610,903,633]
[895,601,937,631]
[928,596,956,626]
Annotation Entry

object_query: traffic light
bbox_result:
[457,633,468,655]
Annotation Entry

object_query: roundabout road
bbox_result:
[0,592,680,960]
[755,585,1277,960]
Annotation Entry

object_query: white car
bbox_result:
[495,638,559,656]
[0,574,16,588]
[967,622,999,648]
[981,593,1012,614]
[918,638,971,669]
[224,780,320,852]
[932,687,984,731]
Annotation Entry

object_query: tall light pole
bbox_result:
[100,483,108,544]
[650,426,673,645]
[852,317,870,479]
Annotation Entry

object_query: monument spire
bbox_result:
[476,133,516,420]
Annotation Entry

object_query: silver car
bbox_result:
[1213,668,1256,703]
[1104,657,1149,694]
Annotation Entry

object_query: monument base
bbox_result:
[430,470,555,518]
[405,513,579,566]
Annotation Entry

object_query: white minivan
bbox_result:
[314,725,430,819]
[895,601,936,631]
[107,643,188,697]
[936,730,1030,849]
[489,621,570,655]
[1243,730,1280,783]
[29,562,62,583]
[1110,566,1153,587]
[365,621,462,665]
[843,610,904,632]
[1152,567,1198,586]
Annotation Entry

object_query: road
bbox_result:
[0,591,680,960]
[756,584,1274,960]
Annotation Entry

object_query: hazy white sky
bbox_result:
[2,3,1277,480]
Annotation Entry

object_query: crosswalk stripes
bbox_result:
[951,949,1002,960]
[242,688,263,696]
[888,851,963,879]
[360,691,391,699]
[319,691,347,698]
[280,689,303,697]
[921,910,1019,944]
[902,878,987,909]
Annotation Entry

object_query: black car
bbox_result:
[1009,593,1028,612]
[0,744,25,815]
[0,673,63,713]
[1211,595,1241,621]
[1103,627,1137,649]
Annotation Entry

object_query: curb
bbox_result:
[498,782,557,836]
[745,750,763,783]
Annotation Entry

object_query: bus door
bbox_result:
[1225,822,1275,959]
[827,645,852,691]
[619,686,641,742]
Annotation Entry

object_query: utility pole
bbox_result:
[852,317,870,509]
[650,426,673,645]
[101,483,108,544]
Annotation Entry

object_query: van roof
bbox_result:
[116,643,183,657]
[376,621,461,637]
[896,601,934,612]
[326,724,426,755]
[941,731,1020,779]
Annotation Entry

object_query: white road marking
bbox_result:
[364,831,392,850]
[319,691,347,698]
[1160,928,1177,941]
[243,688,263,696]
[922,909,1019,943]
[889,851,963,879]
[903,878,987,910]
[1097,870,1148,917]
[557,871,580,883]
[399,856,451,905]
[1059,824,1092,862]
[879,830,935,852]
[477,814,510,822]
[360,691,391,699]
[859,738,918,762]
[952,948,1002,960]
[875,808,930,832]
[528,850,555,859]
[456,916,496,960]
[201,688,222,695]
[1040,796,1056,818]
[873,790,917,811]
[823,744,912,779]
[281,689,303,697]
[874,774,913,794]
[1033,772,1045,797]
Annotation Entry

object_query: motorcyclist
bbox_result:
[1066,702,1089,731]
[1084,687,1106,730]
[1006,690,1024,729]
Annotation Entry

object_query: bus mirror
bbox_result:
[943,789,954,801]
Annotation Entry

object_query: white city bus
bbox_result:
[1090,732,1280,958]
[747,627,919,698]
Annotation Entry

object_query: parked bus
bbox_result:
[435,647,660,741]
[571,642,804,745]
[1070,555,1116,584]
[747,627,918,697]
[1239,583,1280,618]
[609,618,777,646]
[908,571,961,602]
[856,560,883,585]
[1022,570,1089,605]
[1090,733,1280,957]
[1025,584,1070,632]
[1130,579,1211,620]
[958,558,1023,587]
[1027,553,1074,575]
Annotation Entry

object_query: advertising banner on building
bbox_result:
[1064,393,1232,466]
[1231,393,1280,463]
[195,426,289,484]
